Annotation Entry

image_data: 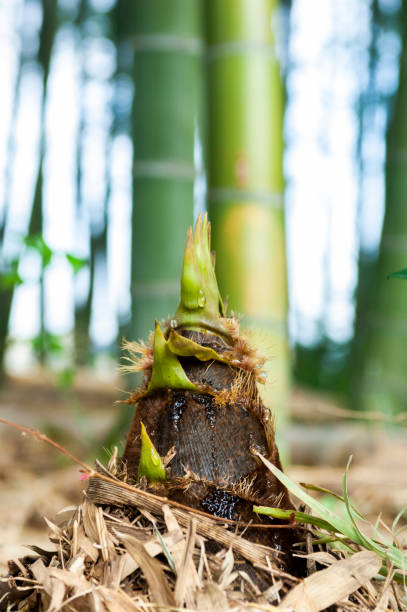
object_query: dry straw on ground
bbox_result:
[1,438,405,612]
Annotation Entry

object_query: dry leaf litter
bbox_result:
[2,449,405,612]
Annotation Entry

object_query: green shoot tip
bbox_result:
[138,421,166,483]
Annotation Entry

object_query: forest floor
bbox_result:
[0,375,406,575]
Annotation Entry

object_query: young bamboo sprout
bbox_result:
[122,214,300,573]
[138,422,166,482]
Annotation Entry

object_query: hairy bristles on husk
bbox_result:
[118,385,148,405]
[170,469,229,492]
[170,470,261,503]
[120,335,154,374]
[229,474,258,500]
[263,489,286,507]
[232,478,287,507]
[211,387,230,408]
[220,315,240,339]
[224,336,266,382]
[169,471,284,507]
[212,368,267,422]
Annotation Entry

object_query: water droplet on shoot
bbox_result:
[198,289,206,307]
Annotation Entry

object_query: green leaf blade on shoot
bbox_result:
[178,226,202,311]
[146,321,198,394]
[167,329,227,363]
[138,422,166,483]
[387,267,407,280]
[174,213,230,339]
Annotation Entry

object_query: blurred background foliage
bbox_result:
[0,0,407,422]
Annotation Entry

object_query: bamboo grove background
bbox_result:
[0,0,406,419]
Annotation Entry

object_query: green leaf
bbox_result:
[387,268,407,280]
[167,329,227,363]
[0,259,23,290]
[138,422,166,483]
[146,321,198,394]
[31,332,64,356]
[0,271,23,290]
[66,254,88,275]
[24,234,53,268]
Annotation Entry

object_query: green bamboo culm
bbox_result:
[355,2,407,415]
[205,0,290,450]
[128,0,204,342]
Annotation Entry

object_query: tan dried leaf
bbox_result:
[174,518,200,607]
[196,582,230,611]
[116,531,175,611]
[280,550,382,612]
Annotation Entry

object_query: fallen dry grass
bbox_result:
[1,453,406,611]
[0,378,406,610]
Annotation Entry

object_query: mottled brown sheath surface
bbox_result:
[122,331,300,573]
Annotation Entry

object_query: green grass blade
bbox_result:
[255,454,361,541]
[301,482,365,520]
[256,453,407,574]
[392,507,407,532]
[253,506,338,532]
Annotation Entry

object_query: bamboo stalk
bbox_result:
[349,0,380,409]
[356,2,407,414]
[73,0,91,366]
[128,0,203,342]
[205,0,289,448]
